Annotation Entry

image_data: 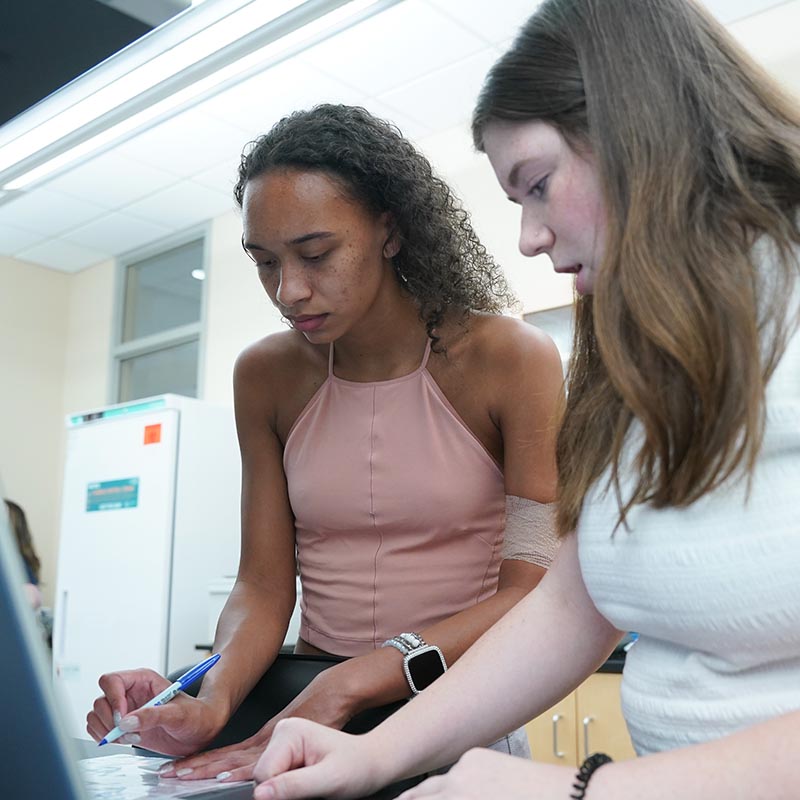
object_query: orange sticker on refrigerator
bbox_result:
[144,424,162,445]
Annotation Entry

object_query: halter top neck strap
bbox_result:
[327,337,432,378]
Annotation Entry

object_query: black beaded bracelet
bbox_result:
[570,753,613,799]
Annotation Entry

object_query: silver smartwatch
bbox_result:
[381,632,447,694]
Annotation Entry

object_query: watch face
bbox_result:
[408,648,446,692]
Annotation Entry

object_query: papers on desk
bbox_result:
[79,754,251,799]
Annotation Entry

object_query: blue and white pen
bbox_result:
[98,653,221,746]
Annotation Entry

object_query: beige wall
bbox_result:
[201,211,285,407]
[62,259,114,417]
[0,256,70,604]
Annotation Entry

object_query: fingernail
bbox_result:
[119,716,139,732]
[119,733,141,745]
[158,764,176,777]
[256,786,275,799]
[216,772,232,782]
[113,711,122,725]
[176,768,193,778]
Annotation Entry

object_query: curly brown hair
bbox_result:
[234,104,515,347]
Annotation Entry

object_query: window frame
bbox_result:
[110,224,210,404]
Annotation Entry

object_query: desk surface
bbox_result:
[75,739,418,799]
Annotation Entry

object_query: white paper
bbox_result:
[79,753,251,799]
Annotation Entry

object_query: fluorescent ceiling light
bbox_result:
[0,0,400,191]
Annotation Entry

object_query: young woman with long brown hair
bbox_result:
[247,1,800,798]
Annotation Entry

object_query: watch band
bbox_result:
[382,637,411,656]
[381,632,426,656]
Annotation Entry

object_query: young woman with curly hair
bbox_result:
[238,2,799,798]
[86,104,565,782]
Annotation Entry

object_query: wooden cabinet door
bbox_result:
[524,693,578,765]
[574,673,636,762]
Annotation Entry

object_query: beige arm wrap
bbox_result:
[501,495,559,568]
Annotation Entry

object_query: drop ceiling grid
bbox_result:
[3,0,798,273]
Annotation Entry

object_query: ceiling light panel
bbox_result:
[0,0,401,191]
[0,0,305,171]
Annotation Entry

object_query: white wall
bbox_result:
[446,157,574,315]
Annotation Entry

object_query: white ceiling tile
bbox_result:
[425,0,542,45]
[299,0,488,97]
[124,180,234,229]
[45,150,180,209]
[16,239,108,273]
[61,212,171,254]
[377,49,498,134]
[192,158,241,196]
[196,57,367,141]
[727,1,800,65]
[114,110,253,178]
[415,125,486,183]
[357,99,433,142]
[0,188,106,236]
[0,223,47,256]
[495,38,514,56]
[700,0,790,23]
[7,0,800,288]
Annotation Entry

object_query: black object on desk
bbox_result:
[133,653,423,798]
[173,653,407,748]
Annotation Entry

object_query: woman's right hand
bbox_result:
[253,717,388,800]
[86,667,225,757]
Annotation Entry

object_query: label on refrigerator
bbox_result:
[144,423,162,445]
[86,478,140,512]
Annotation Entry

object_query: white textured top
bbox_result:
[579,248,800,755]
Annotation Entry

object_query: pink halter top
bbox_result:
[283,339,506,656]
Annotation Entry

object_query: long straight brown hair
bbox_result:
[4,499,41,582]
[473,0,800,535]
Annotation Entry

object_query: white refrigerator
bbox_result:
[52,394,241,738]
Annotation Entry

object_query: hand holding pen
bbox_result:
[99,653,221,746]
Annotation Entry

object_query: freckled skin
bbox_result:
[241,169,404,345]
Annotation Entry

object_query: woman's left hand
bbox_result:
[396,748,575,800]
[159,662,360,782]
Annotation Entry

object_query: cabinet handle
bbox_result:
[582,715,595,759]
[551,713,565,758]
